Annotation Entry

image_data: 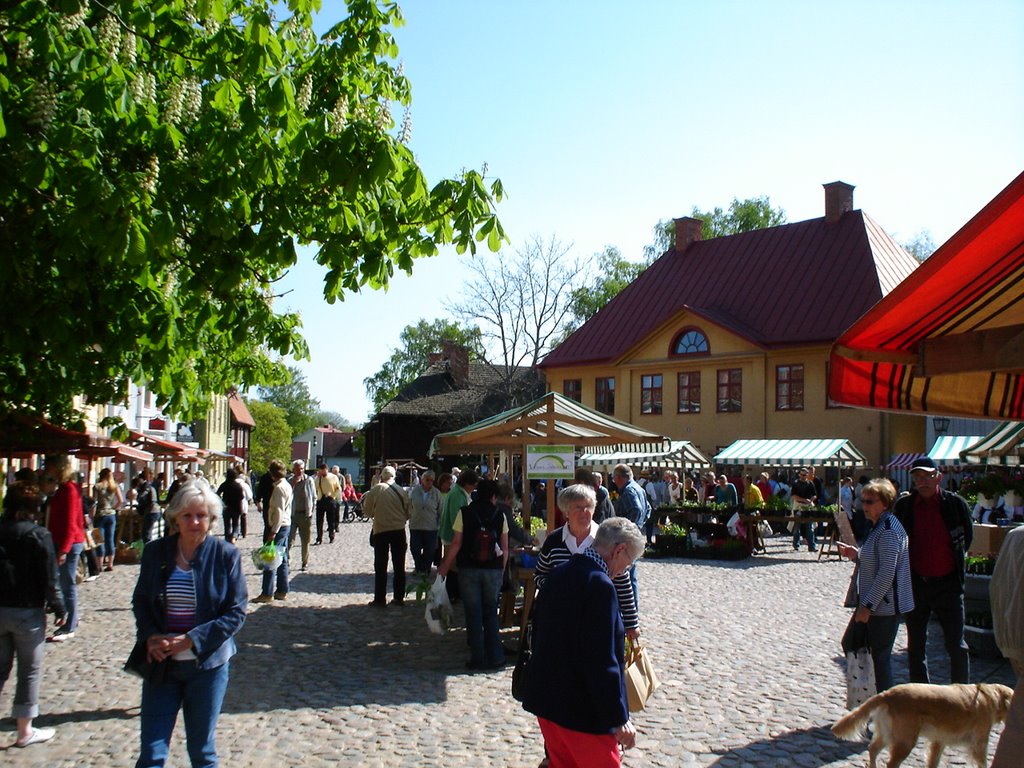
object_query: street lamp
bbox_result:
[932,416,951,435]
[312,434,318,467]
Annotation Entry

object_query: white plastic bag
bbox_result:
[250,543,282,572]
[424,575,451,634]
[845,647,876,709]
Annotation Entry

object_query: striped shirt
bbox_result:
[165,566,197,634]
[535,525,639,630]
[858,512,915,616]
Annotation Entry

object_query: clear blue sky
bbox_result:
[277,0,1024,425]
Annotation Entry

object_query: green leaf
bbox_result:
[212,78,242,112]
[127,222,147,264]
[487,223,501,252]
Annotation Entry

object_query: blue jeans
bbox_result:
[906,574,970,684]
[58,542,84,633]
[136,660,229,768]
[458,567,504,667]
[866,613,902,692]
[409,529,438,574]
[0,606,46,719]
[261,526,290,597]
[97,514,117,558]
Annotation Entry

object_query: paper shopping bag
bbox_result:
[625,641,661,712]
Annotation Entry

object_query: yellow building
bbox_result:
[193,393,231,454]
[540,183,926,470]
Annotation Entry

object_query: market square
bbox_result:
[0,510,1014,767]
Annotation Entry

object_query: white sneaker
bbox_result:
[84,575,99,582]
[16,727,55,747]
[47,632,75,643]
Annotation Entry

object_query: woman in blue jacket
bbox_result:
[838,478,914,692]
[132,481,247,768]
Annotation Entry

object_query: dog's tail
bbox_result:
[832,693,886,741]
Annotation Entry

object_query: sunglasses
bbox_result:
[860,497,881,505]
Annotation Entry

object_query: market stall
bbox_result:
[828,173,1024,658]
[429,391,670,531]
[960,422,1024,467]
[577,440,711,473]
[714,438,868,557]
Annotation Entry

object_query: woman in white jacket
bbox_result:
[252,461,292,604]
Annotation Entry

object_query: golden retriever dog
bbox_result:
[832,682,1014,767]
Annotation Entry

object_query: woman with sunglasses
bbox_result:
[838,478,915,691]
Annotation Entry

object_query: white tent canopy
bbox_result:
[928,435,985,465]
[577,440,711,470]
[714,438,867,468]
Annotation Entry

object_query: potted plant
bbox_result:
[656,523,688,557]
[974,474,1007,509]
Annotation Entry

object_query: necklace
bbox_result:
[177,542,194,569]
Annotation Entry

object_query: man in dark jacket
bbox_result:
[255,466,275,540]
[893,456,973,684]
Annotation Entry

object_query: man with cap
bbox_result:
[893,456,973,684]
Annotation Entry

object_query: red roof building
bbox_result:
[227,392,255,465]
[539,182,926,469]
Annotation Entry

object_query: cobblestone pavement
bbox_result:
[1,512,1014,767]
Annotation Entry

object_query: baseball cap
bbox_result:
[909,456,937,474]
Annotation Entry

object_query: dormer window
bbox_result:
[671,327,709,356]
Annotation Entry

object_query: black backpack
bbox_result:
[468,505,502,565]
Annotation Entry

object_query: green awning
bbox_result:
[960,422,1024,466]
[714,438,867,468]
[928,435,984,465]
[577,440,711,470]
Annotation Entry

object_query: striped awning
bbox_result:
[928,435,984,465]
[429,392,669,457]
[829,171,1024,419]
[714,438,867,468]
[960,422,1024,466]
[577,440,711,470]
[884,453,926,470]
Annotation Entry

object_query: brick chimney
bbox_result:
[673,216,703,250]
[824,181,855,223]
[441,340,469,387]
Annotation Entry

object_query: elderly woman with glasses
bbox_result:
[838,478,915,691]
[524,517,646,766]
[534,484,639,639]
[132,480,247,767]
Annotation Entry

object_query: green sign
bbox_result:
[526,445,575,480]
